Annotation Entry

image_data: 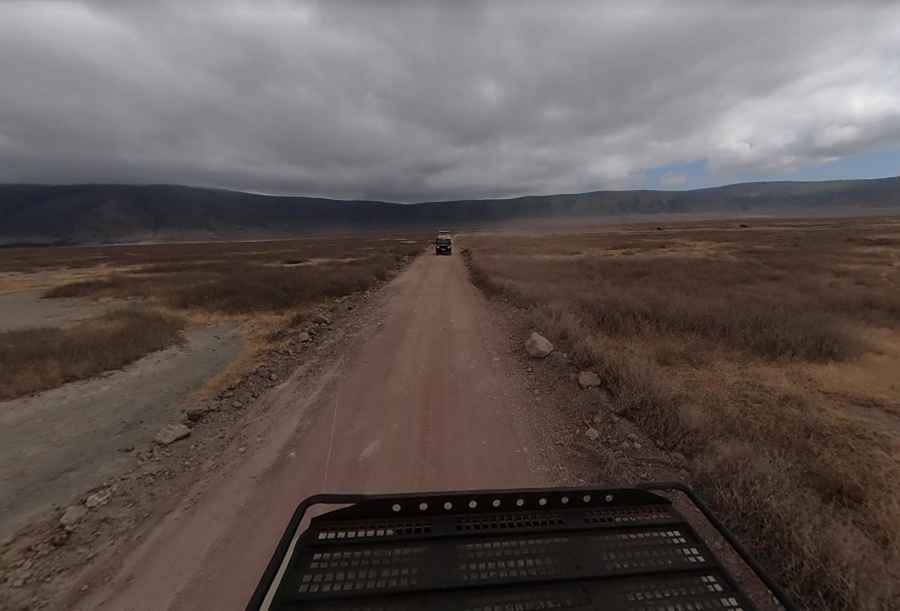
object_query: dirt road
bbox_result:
[82,250,566,610]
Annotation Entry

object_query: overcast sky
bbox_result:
[2,1,900,202]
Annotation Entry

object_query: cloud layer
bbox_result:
[2,0,900,201]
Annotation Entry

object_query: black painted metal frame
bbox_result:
[246,484,797,611]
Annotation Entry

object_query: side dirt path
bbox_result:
[67,250,589,611]
[0,322,243,541]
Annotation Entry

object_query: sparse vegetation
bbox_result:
[0,235,425,399]
[0,309,185,400]
[36,237,424,314]
[464,217,900,611]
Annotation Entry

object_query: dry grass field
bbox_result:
[0,235,425,399]
[0,308,184,400]
[464,217,900,611]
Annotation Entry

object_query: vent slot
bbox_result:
[456,512,565,532]
[314,520,432,543]
[584,506,674,525]
[298,546,426,595]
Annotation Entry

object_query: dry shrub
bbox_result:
[465,219,900,610]
[461,249,524,304]
[166,263,381,313]
[0,309,184,400]
[41,237,426,314]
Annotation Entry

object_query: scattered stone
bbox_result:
[610,402,628,416]
[269,373,278,381]
[50,530,71,547]
[548,351,569,365]
[314,312,332,325]
[10,568,32,587]
[139,463,165,477]
[233,400,244,409]
[627,433,639,442]
[672,452,687,464]
[154,424,191,446]
[183,404,213,422]
[118,445,135,453]
[297,331,311,343]
[524,332,554,358]
[585,427,600,441]
[577,370,602,388]
[85,488,112,509]
[60,505,88,528]
[238,446,247,454]
[632,442,643,450]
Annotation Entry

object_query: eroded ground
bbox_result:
[0,321,243,540]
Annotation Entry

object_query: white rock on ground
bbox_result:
[585,427,600,441]
[524,332,554,358]
[85,488,112,508]
[154,423,191,446]
[59,505,88,528]
[577,370,602,388]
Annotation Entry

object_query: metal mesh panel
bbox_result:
[298,546,426,594]
[315,520,433,542]
[456,512,565,532]
[267,489,758,611]
[584,506,675,525]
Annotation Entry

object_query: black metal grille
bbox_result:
[456,512,565,532]
[263,488,758,611]
[315,520,433,542]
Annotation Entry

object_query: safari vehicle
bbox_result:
[246,484,796,611]
[435,231,453,255]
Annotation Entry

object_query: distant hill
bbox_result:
[2,177,900,244]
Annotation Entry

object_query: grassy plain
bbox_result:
[464,217,900,611]
[0,235,425,399]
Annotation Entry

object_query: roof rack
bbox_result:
[247,484,796,611]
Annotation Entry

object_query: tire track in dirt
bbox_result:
[81,250,566,611]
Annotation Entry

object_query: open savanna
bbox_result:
[0,234,425,398]
[464,217,900,611]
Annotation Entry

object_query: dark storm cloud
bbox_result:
[2,0,900,201]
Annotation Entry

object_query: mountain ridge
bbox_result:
[3,176,900,244]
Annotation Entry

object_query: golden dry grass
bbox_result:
[37,237,426,314]
[0,308,185,400]
[0,235,427,399]
[464,217,900,611]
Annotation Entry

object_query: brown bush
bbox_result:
[41,237,427,314]
[464,217,900,611]
[0,309,185,400]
